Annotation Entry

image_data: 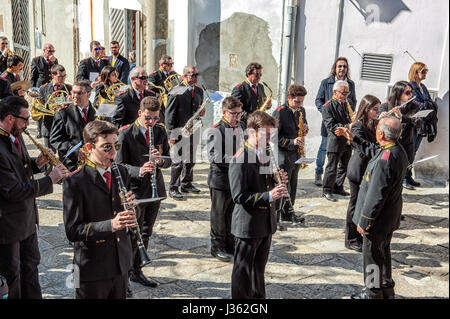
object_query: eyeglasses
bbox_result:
[370,108,379,113]
[56,74,67,78]
[94,47,103,51]
[163,62,174,66]
[12,114,30,121]
[338,90,350,96]
[100,143,122,152]
[253,73,262,78]
[186,73,199,77]
[421,69,429,74]
[136,76,148,81]
[404,90,413,96]
[337,65,348,69]
[145,116,159,121]
[227,110,242,116]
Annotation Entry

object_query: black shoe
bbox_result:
[345,243,362,253]
[400,215,405,221]
[180,185,201,194]
[314,173,322,186]
[323,192,337,202]
[277,223,287,231]
[169,189,184,200]
[291,215,305,225]
[211,249,232,262]
[126,284,133,298]
[407,177,421,187]
[129,272,158,288]
[402,181,415,190]
[332,188,349,196]
[351,290,383,299]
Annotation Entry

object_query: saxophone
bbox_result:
[297,110,308,169]
[257,81,273,112]
[181,85,210,138]
[345,98,355,123]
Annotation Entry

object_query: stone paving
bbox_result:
[22,122,449,299]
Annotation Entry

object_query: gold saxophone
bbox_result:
[297,110,308,169]
[23,129,69,171]
[346,99,355,123]
[257,81,273,112]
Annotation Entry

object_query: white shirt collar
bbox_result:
[335,76,348,83]
[96,166,111,182]
[77,105,89,116]
[138,119,149,136]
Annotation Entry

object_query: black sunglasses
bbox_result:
[94,47,103,51]
[337,65,348,69]
[136,76,148,81]
[253,73,262,78]
[100,143,122,152]
[163,62,174,66]
[13,114,30,121]
[186,73,199,77]
[145,116,159,121]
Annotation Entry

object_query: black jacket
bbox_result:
[148,69,177,93]
[207,118,246,190]
[63,162,133,282]
[322,98,352,153]
[30,56,59,87]
[0,77,13,100]
[0,129,53,244]
[108,55,130,84]
[0,69,19,85]
[352,139,408,235]
[347,121,376,184]
[231,80,266,122]
[272,104,308,168]
[315,76,357,137]
[116,120,171,200]
[50,104,96,171]
[229,143,277,239]
[112,86,156,128]
[165,83,204,133]
[0,52,7,73]
[76,57,109,82]
[39,82,72,137]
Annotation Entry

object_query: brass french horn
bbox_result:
[148,82,167,107]
[98,81,125,105]
[163,74,182,92]
[45,90,71,113]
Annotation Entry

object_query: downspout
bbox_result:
[335,0,344,59]
[277,0,286,106]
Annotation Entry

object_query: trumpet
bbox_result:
[257,81,273,112]
[110,160,151,267]
[23,129,69,172]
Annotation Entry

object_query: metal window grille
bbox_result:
[11,0,31,80]
[361,53,393,83]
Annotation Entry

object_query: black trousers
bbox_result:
[170,135,198,190]
[362,232,395,298]
[131,201,160,273]
[0,232,42,299]
[76,273,128,299]
[209,188,235,254]
[322,149,351,193]
[231,235,272,299]
[279,163,300,219]
[345,181,362,246]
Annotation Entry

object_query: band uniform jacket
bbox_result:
[112,86,156,128]
[351,137,408,234]
[76,57,109,82]
[108,55,130,84]
[116,120,172,200]
[30,56,59,88]
[231,80,266,122]
[322,98,352,153]
[165,83,204,135]
[50,103,96,171]
[39,82,72,138]
[63,162,133,282]
[148,69,177,93]
[272,104,308,168]
[229,143,277,239]
[0,77,13,99]
[207,118,246,190]
[93,83,108,108]
[0,129,53,244]
[0,69,19,85]
[0,52,7,73]
[346,121,376,185]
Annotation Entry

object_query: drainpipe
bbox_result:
[280,0,299,106]
[335,0,344,59]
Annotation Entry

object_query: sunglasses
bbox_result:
[338,90,350,96]
[253,73,262,78]
[421,69,429,74]
[136,76,148,81]
[100,143,122,152]
[145,116,159,121]
[47,50,55,53]
[227,110,242,116]
[404,90,413,96]
[337,65,348,69]
[13,114,30,121]
[163,62,174,66]
[186,73,199,77]
[94,47,103,51]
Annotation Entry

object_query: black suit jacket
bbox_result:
[63,163,133,282]
[30,56,59,87]
[347,121,376,184]
[112,86,156,128]
[231,80,266,122]
[272,105,308,168]
[50,104,96,171]
[0,129,53,244]
[76,57,109,82]
[165,84,204,134]
[322,98,352,153]
[39,82,72,137]
[116,121,171,199]
[108,55,130,84]
[207,118,246,190]
[229,143,277,239]
[0,53,7,73]
[0,78,13,100]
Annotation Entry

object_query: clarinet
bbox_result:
[110,160,151,267]
[148,126,158,198]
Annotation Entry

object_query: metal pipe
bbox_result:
[335,0,344,60]
[90,0,93,42]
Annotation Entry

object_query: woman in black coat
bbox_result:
[345,94,380,252]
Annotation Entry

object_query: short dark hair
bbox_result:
[0,96,29,121]
[73,80,92,93]
[159,55,172,65]
[222,96,242,111]
[329,57,350,79]
[90,41,101,51]
[287,84,307,98]
[140,96,160,112]
[7,55,23,68]
[110,41,120,47]
[50,64,66,75]
[247,111,278,131]
[245,62,262,77]
[83,120,118,144]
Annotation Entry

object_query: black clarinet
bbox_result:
[110,160,151,267]
[148,126,158,198]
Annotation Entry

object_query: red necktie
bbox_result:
[15,74,20,81]
[252,85,257,95]
[145,129,150,146]
[342,102,346,110]
[103,171,111,190]
[46,59,50,65]
[191,88,194,98]
[13,138,22,155]
[82,108,88,122]
[139,92,144,100]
